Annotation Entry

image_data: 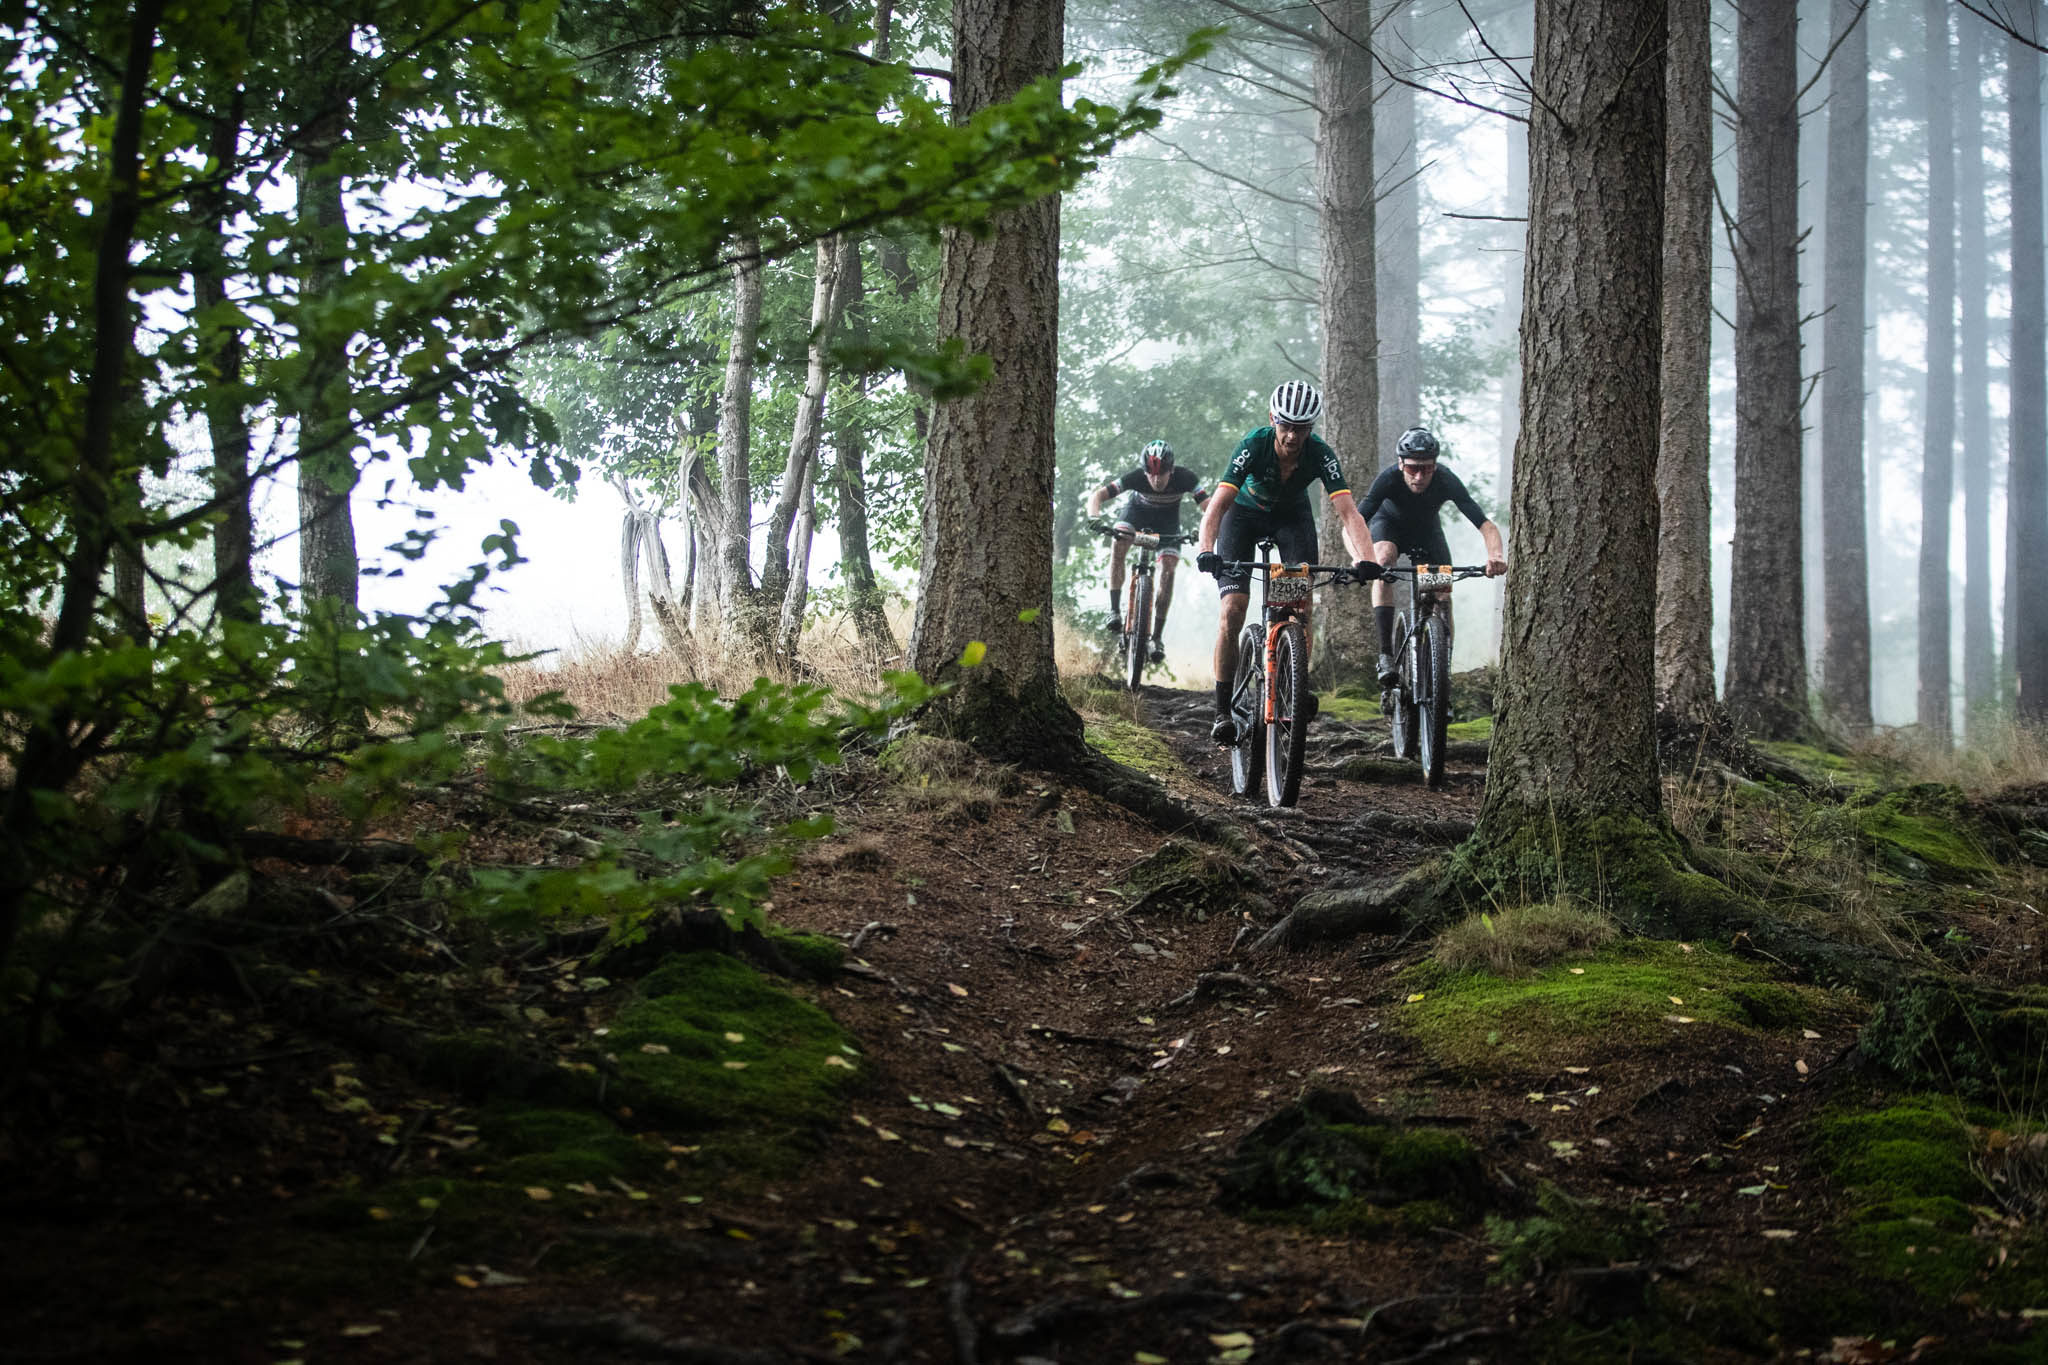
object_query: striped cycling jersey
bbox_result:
[1113,465,1202,507]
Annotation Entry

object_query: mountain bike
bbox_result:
[1090,520,1191,690]
[1214,541,1364,808]
[1378,562,1488,789]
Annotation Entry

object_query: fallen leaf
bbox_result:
[639,1043,671,1055]
[824,1055,855,1069]
[453,1274,479,1289]
[1761,1228,1796,1239]
[860,1176,883,1188]
[524,1186,552,1201]
[1526,1092,1547,1102]
[1215,1044,1233,1055]
[1737,1184,1768,1196]
[1209,1333,1255,1349]
[947,983,969,997]
[1568,967,1586,975]
[340,1325,383,1338]
[1664,1015,1697,1025]
[1802,1028,1822,1040]
[1406,992,1426,1003]
[723,1061,749,1070]
[1669,996,1684,1005]
[724,1031,745,1043]
[1564,1066,1591,1075]
[1795,1059,1810,1075]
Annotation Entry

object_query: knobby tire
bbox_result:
[1264,621,1310,807]
[1418,614,1452,789]
[1124,572,1153,692]
[1229,624,1265,799]
[1388,614,1418,760]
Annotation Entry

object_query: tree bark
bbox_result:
[1819,0,1873,737]
[1918,0,1956,746]
[1492,115,1527,661]
[1375,0,1417,466]
[1724,0,1810,740]
[2010,8,2048,727]
[197,108,258,625]
[1655,0,1715,717]
[1477,0,1665,830]
[832,249,901,665]
[1312,0,1378,684]
[292,14,359,615]
[762,234,856,637]
[1959,12,1999,741]
[906,0,1083,765]
[714,242,771,661]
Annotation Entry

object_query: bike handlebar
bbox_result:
[1378,564,1491,582]
[1213,560,1368,585]
[1087,519,1193,549]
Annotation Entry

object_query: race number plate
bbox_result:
[1267,565,1314,604]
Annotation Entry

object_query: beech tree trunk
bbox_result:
[761,235,855,636]
[197,108,257,624]
[1312,0,1378,684]
[2010,10,2048,727]
[714,243,771,661]
[1724,0,1809,740]
[1918,0,1956,745]
[1477,0,1665,828]
[1655,0,1715,716]
[1959,14,1999,740]
[1820,0,1873,736]
[906,0,1083,764]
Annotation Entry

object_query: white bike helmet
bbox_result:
[1269,380,1323,425]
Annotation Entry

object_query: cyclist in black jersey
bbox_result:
[1193,380,1378,745]
[1086,439,1210,661]
[1358,426,1508,685]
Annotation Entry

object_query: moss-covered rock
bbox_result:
[1847,784,1999,882]
[1218,1089,1492,1233]
[1083,717,1181,776]
[1484,1182,1662,1282]
[1859,976,2048,1105]
[765,924,845,979]
[1116,840,1272,922]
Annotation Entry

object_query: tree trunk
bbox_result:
[1917,0,1956,746]
[1476,0,1665,835]
[1312,0,1378,685]
[1492,116,1527,660]
[1819,0,1873,737]
[197,107,258,625]
[1375,0,1417,466]
[778,469,817,660]
[832,249,901,666]
[1724,0,1809,740]
[1655,0,1715,717]
[762,234,856,637]
[1959,12,1999,741]
[906,0,1082,765]
[2010,9,2048,727]
[714,242,771,662]
[292,16,358,615]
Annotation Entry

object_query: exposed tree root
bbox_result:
[1061,749,1252,855]
[1247,866,1444,954]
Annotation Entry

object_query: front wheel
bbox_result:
[1417,614,1452,788]
[1387,614,1418,760]
[1264,622,1310,807]
[1124,572,1153,691]
[1228,624,1266,799]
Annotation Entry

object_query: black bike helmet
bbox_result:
[1141,439,1175,475]
[1269,380,1323,425]
[1396,427,1440,461]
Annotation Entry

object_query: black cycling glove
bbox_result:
[1195,550,1223,577]
[1351,559,1382,583]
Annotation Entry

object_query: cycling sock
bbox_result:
[1214,680,1231,716]
[1375,606,1395,654]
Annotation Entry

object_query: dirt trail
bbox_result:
[4,682,1984,1363]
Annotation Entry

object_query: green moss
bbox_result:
[1399,940,1827,1075]
[766,924,844,978]
[1445,716,1492,741]
[1859,977,2048,1105]
[1321,687,1383,722]
[1084,716,1181,775]
[1218,1089,1491,1229]
[1485,1183,1662,1283]
[607,951,863,1171]
[1757,740,1899,791]
[1431,901,1619,976]
[1850,786,1998,880]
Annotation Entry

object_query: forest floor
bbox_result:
[7,668,2048,1364]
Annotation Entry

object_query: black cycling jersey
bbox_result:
[1357,464,1489,563]
[1109,465,1202,538]
[1218,428,1348,512]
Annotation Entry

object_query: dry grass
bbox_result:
[1432,901,1620,976]
[1847,720,2048,798]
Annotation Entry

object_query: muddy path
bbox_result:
[5,680,2022,1364]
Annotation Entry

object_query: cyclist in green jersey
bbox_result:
[1193,380,1378,745]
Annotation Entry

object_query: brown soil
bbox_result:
[2,683,2034,1364]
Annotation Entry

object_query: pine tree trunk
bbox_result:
[1492,116,1527,660]
[1917,0,1956,745]
[1819,0,1873,736]
[1477,0,1665,834]
[832,250,901,665]
[906,0,1082,764]
[2009,10,2048,727]
[1655,0,1716,716]
[293,18,358,615]
[1375,0,1417,465]
[1312,0,1378,684]
[1724,0,1810,740]
[1959,14,1999,740]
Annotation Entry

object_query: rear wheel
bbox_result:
[1388,614,1418,759]
[1264,621,1310,807]
[1417,614,1453,788]
[1124,572,1153,691]
[1228,624,1266,798]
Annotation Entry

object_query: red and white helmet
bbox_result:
[1141,439,1175,475]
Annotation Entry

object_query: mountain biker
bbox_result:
[1193,381,1379,745]
[1085,439,1210,663]
[1358,426,1508,686]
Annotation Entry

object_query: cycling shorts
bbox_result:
[1215,500,1319,597]
[1114,497,1189,556]
[1368,508,1452,568]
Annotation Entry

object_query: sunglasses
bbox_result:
[1400,460,1437,473]
[1274,420,1314,435]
